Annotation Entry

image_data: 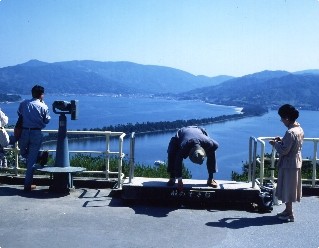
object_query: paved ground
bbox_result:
[0,184,318,248]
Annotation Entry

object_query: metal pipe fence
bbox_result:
[2,129,126,189]
[249,136,319,188]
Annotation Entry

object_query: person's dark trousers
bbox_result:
[167,136,179,178]
[207,151,217,180]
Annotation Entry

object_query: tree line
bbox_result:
[0,94,21,102]
[43,104,268,141]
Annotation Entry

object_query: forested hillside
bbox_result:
[179,71,319,110]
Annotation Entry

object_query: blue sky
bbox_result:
[0,0,318,77]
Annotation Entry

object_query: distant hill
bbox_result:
[179,70,319,110]
[0,60,232,95]
[293,69,319,75]
[1,60,318,110]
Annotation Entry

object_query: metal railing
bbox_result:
[2,129,126,189]
[249,136,318,188]
[128,132,135,183]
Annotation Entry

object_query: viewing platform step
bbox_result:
[121,177,272,212]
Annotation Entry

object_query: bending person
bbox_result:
[167,126,219,190]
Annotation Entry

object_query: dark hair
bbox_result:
[31,85,45,98]
[278,104,299,121]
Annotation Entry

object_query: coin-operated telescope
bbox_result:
[53,100,78,120]
[52,100,78,168]
[51,100,79,191]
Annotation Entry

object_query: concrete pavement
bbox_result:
[0,184,318,248]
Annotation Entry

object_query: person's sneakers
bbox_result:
[207,179,218,188]
[177,180,183,191]
[24,184,36,192]
[166,178,175,186]
[278,212,294,222]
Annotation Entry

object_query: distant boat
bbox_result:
[154,160,165,166]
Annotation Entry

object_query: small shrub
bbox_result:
[232,153,319,184]
[70,154,192,179]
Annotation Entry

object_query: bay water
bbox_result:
[1,94,318,180]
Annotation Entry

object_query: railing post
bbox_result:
[105,134,110,180]
[249,136,257,188]
[117,133,125,189]
[270,145,276,182]
[129,132,135,183]
[312,141,318,187]
[259,139,266,186]
[251,138,257,188]
[248,137,253,182]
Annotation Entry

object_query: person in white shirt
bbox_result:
[17,85,51,192]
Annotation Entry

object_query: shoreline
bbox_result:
[42,111,261,143]
[134,113,252,136]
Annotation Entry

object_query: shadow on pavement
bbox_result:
[206,216,285,229]
[78,188,178,217]
[126,203,179,218]
[0,185,69,199]
[79,189,122,208]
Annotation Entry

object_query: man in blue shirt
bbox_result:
[167,126,219,190]
[18,85,51,192]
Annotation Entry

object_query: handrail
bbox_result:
[2,128,126,189]
[249,136,319,188]
[128,132,135,183]
[248,136,257,188]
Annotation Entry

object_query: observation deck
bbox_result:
[121,177,267,211]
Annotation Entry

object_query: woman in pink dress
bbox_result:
[269,104,304,222]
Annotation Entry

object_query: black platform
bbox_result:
[121,177,272,211]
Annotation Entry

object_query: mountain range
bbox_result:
[0,59,319,109]
[179,70,319,110]
[0,60,232,95]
